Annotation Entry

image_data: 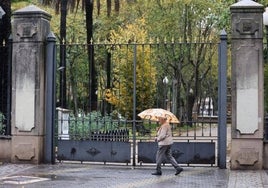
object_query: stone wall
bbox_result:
[0,138,11,162]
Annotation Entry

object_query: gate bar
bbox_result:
[44,32,56,164]
[6,35,12,135]
[218,30,227,169]
[132,44,137,166]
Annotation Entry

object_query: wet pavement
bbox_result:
[0,162,268,188]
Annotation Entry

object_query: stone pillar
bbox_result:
[11,5,51,164]
[230,0,264,170]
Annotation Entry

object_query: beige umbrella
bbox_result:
[138,108,180,123]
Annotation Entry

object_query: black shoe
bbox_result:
[152,171,162,175]
[175,167,183,175]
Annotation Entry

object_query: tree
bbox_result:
[0,0,11,133]
[142,0,230,123]
[59,0,68,108]
[29,0,233,121]
[40,0,122,112]
[106,18,157,119]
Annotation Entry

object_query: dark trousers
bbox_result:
[155,145,180,172]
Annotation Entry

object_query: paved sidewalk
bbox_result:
[0,162,268,188]
[228,170,268,188]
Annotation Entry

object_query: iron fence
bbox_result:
[0,42,11,136]
[54,40,222,165]
[55,41,220,132]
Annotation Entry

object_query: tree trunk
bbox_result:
[115,0,119,13]
[0,0,11,127]
[97,0,100,15]
[85,0,97,111]
[59,0,67,108]
[187,92,195,126]
[107,0,111,17]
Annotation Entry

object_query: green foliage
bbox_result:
[11,1,32,11]
[13,0,268,118]
[106,18,158,119]
[143,0,221,40]
[0,112,6,135]
[68,110,127,140]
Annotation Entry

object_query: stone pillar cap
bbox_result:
[231,0,263,9]
[13,5,51,19]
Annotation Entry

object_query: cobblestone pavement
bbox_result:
[1,124,267,188]
[0,164,36,178]
[0,163,226,188]
[0,162,268,188]
[227,170,268,188]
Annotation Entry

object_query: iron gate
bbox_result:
[52,32,228,167]
[0,40,11,137]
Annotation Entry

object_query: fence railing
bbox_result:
[55,41,220,124]
[0,42,11,136]
[0,40,226,139]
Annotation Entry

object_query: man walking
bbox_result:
[152,116,183,176]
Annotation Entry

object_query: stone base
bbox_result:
[11,135,44,164]
[230,138,263,170]
[0,138,12,162]
[263,142,268,169]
